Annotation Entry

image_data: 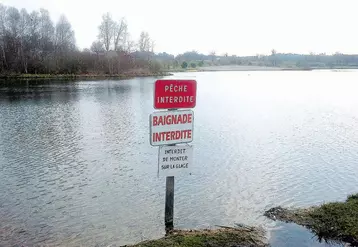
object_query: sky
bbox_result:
[1,0,358,56]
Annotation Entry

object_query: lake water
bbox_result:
[0,71,357,246]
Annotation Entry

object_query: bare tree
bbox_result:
[98,13,114,52]
[39,8,54,47]
[91,41,104,55]
[121,31,135,53]
[54,15,75,72]
[55,15,75,52]
[126,39,135,53]
[113,18,127,51]
[138,31,151,52]
[0,4,167,75]
[19,9,30,73]
[29,11,40,35]
[39,8,55,72]
[0,4,8,69]
[5,7,21,70]
[210,51,216,62]
[6,7,20,37]
[271,49,277,66]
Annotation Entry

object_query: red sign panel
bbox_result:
[154,80,197,109]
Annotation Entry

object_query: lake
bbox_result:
[0,71,357,246]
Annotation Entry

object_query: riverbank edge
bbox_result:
[129,225,268,247]
[0,72,172,80]
[264,193,358,246]
[165,65,358,72]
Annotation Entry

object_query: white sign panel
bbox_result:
[150,110,194,146]
[158,145,193,176]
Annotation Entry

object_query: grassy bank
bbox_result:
[264,194,358,246]
[131,225,268,247]
[0,71,172,80]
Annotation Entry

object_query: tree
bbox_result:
[113,17,127,51]
[55,15,75,52]
[190,62,196,68]
[39,8,54,49]
[54,15,76,73]
[0,4,7,70]
[5,7,21,70]
[19,9,30,73]
[210,51,216,62]
[6,7,20,38]
[149,60,161,73]
[271,49,277,66]
[98,13,114,51]
[181,61,188,69]
[125,39,135,53]
[90,41,104,55]
[39,9,55,72]
[138,31,151,52]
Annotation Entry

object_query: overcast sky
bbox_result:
[2,0,358,55]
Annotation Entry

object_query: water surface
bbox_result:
[0,71,357,246]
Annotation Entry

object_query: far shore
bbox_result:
[3,66,358,81]
[0,71,172,81]
[171,65,358,72]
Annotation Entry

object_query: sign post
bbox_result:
[165,175,174,230]
[150,79,197,232]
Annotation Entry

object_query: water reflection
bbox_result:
[0,80,80,103]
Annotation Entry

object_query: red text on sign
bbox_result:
[153,113,192,126]
[152,130,192,143]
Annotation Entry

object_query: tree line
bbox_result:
[173,50,358,69]
[0,4,158,75]
[1,3,358,75]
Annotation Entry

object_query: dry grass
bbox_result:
[131,226,268,247]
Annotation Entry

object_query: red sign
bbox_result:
[154,80,197,109]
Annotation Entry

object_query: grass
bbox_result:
[131,226,268,247]
[308,194,358,245]
[265,193,358,246]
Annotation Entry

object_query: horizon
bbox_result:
[2,0,358,56]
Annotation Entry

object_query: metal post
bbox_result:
[165,176,174,232]
[165,109,177,232]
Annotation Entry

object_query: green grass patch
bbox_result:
[265,193,358,246]
[131,227,268,247]
[308,193,358,245]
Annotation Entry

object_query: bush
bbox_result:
[149,60,162,73]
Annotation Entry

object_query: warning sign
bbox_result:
[154,80,197,109]
[158,145,193,176]
[150,110,194,146]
